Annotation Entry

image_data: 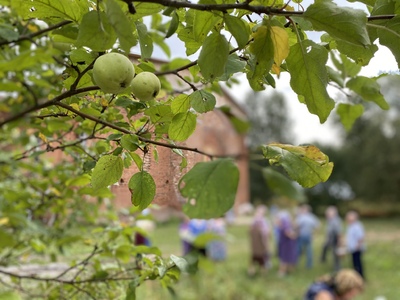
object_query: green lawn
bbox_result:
[137,218,400,300]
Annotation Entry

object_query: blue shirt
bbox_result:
[296,213,319,237]
[346,221,365,252]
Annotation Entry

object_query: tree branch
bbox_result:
[133,0,304,16]
[0,20,73,47]
[55,102,244,159]
[0,86,100,128]
[54,246,100,280]
[128,0,395,22]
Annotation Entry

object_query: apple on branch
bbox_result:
[130,71,161,101]
[92,52,135,94]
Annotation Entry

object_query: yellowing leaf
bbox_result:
[38,132,48,143]
[70,103,80,111]
[270,26,289,68]
[27,24,39,32]
[0,218,9,226]
[101,98,109,107]
[262,143,334,188]
[271,64,281,75]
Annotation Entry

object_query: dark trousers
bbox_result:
[351,250,364,278]
[321,235,340,271]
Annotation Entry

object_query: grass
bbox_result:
[136,218,400,300]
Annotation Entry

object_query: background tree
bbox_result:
[244,91,293,148]
[243,91,301,204]
[0,0,399,298]
[307,75,400,214]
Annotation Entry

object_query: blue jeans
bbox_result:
[298,235,313,268]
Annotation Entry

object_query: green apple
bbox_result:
[130,72,161,101]
[92,53,135,94]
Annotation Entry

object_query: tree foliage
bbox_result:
[308,75,400,208]
[0,0,399,298]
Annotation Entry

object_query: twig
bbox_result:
[174,72,198,91]
[54,102,245,159]
[54,246,100,280]
[0,20,73,47]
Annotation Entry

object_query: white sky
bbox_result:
[136,0,399,146]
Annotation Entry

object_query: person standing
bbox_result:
[277,210,297,277]
[295,204,320,269]
[321,206,342,271]
[206,218,227,261]
[248,205,271,276]
[346,210,365,278]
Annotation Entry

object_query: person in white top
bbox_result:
[345,210,365,278]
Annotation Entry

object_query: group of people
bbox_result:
[247,204,366,299]
[248,204,365,279]
[179,217,227,261]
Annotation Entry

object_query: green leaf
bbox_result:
[177,26,202,56]
[120,134,140,151]
[171,94,191,114]
[247,25,274,91]
[0,48,55,72]
[219,54,246,81]
[327,66,344,88]
[136,22,153,60]
[331,52,362,78]
[145,105,174,123]
[262,167,306,201]
[198,32,229,81]
[0,23,19,42]
[336,40,378,66]
[126,282,136,300]
[76,11,117,51]
[286,40,335,123]
[168,112,197,141]
[133,3,164,19]
[0,228,15,249]
[262,143,334,188]
[193,232,224,248]
[189,90,216,113]
[193,10,220,43]
[129,171,156,210]
[91,155,123,190]
[166,11,180,38]
[130,152,143,170]
[304,0,370,46]
[0,292,22,300]
[12,0,89,21]
[346,76,389,110]
[66,174,91,187]
[179,159,239,218]
[336,103,364,131]
[105,0,137,53]
[69,48,95,65]
[376,16,400,68]
[224,14,250,49]
[170,255,189,272]
[348,0,375,6]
